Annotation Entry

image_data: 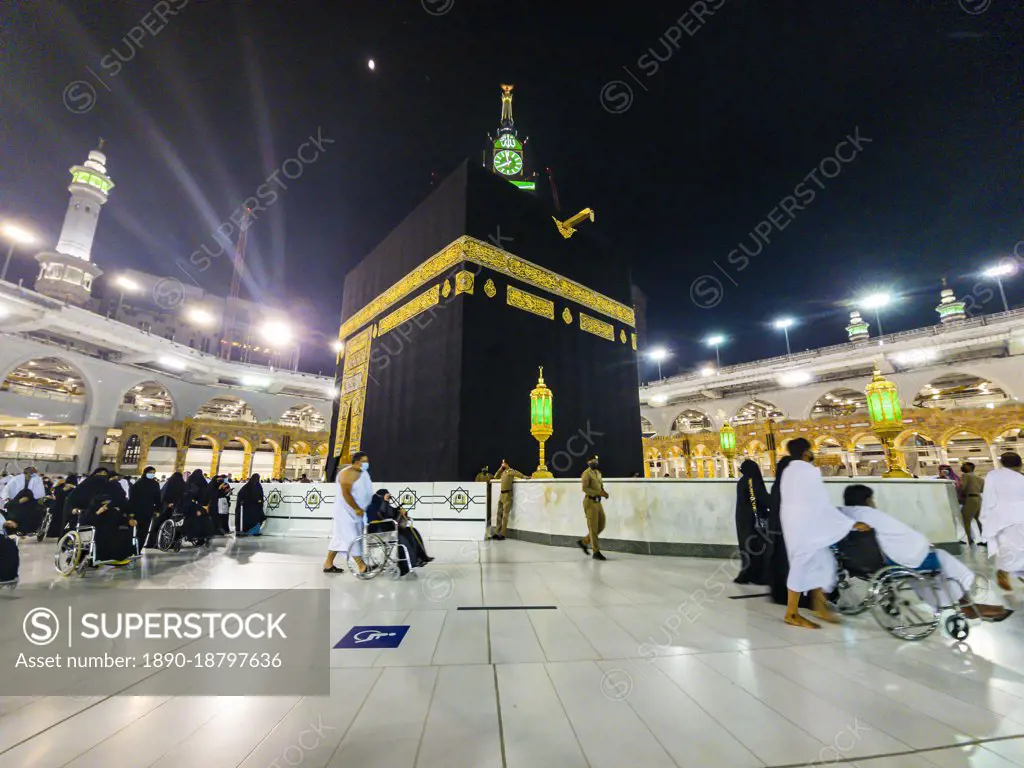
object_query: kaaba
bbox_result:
[327,160,643,481]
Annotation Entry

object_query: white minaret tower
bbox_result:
[34,139,112,306]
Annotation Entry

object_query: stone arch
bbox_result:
[913,371,1011,410]
[669,408,714,435]
[808,387,867,420]
[117,379,176,419]
[731,399,785,426]
[278,403,327,432]
[195,395,257,423]
[0,354,93,415]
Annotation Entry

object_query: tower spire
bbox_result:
[500,84,514,127]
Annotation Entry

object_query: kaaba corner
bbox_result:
[328,161,643,481]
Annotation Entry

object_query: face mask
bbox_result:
[588,463,599,470]
[361,462,370,472]
[146,472,156,479]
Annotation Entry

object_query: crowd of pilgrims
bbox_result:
[0,466,271,580]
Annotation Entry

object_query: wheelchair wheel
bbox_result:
[348,533,388,580]
[55,531,84,576]
[157,519,176,552]
[36,511,52,542]
[869,566,939,641]
[831,578,872,615]
[945,614,970,641]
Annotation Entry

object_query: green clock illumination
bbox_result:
[493,150,523,176]
[496,133,519,149]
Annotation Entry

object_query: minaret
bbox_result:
[34,139,112,306]
[845,310,871,343]
[935,279,967,324]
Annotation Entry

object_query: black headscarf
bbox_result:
[160,472,186,508]
[187,470,208,493]
[366,489,396,524]
[104,477,128,505]
[237,474,264,504]
[67,468,111,510]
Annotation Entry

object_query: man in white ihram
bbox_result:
[840,484,1010,620]
[981,451,1024,592]
[323,452,373,575]
[780,439,863,629]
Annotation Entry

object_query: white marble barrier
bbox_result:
[498,477,961,556]
[230,481,488,542]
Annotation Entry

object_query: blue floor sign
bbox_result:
[335,625,410,649]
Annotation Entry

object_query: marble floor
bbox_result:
[4,535,1024,767]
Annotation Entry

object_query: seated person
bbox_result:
[3,467,46,534]
[365,489,433,576]
[79,492,138,563]
[841,484,1011,620]
[0,510,19,582]
[182,472,216,545]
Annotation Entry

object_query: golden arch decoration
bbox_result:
[894,430,935,449]
[939,426,989,449]
[993,423,1024,440]
[848,432,882,452]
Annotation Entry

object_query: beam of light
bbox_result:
[705,335,725,346]
[647,347,670,362]
[773,317,794,330]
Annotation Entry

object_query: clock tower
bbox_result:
[488,85,536,191]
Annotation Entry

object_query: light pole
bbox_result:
[773,317,794,355]
[113,275,141,317]
[706,334,725,370]
[984,262,1015,313]
[1,223,39,282]
[859,293,891,342]
[647,347,670,381]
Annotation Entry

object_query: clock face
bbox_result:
[493,150,523,176]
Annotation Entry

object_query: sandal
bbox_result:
[322,566,344,574]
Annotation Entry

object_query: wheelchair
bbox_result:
[54,514,142,577]
[347,518,413,580]
[832,548,979,641]
[154,512,205,552]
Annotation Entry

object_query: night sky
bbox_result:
[1,1,1021,378]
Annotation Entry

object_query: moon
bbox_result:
[368,59,376,71]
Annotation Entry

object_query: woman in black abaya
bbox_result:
[44,474,77,538]
[733,460,771,584]
[146,471,185,548]
[234,474,266,536]
[182,470,215,545]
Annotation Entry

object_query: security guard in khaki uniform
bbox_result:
[474,466,493,483]
[578,455,609,560]
[493,460,525,540]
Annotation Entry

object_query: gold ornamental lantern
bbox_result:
[865,367,911,477]
[529,367,554,478]
[719,422,737,478]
